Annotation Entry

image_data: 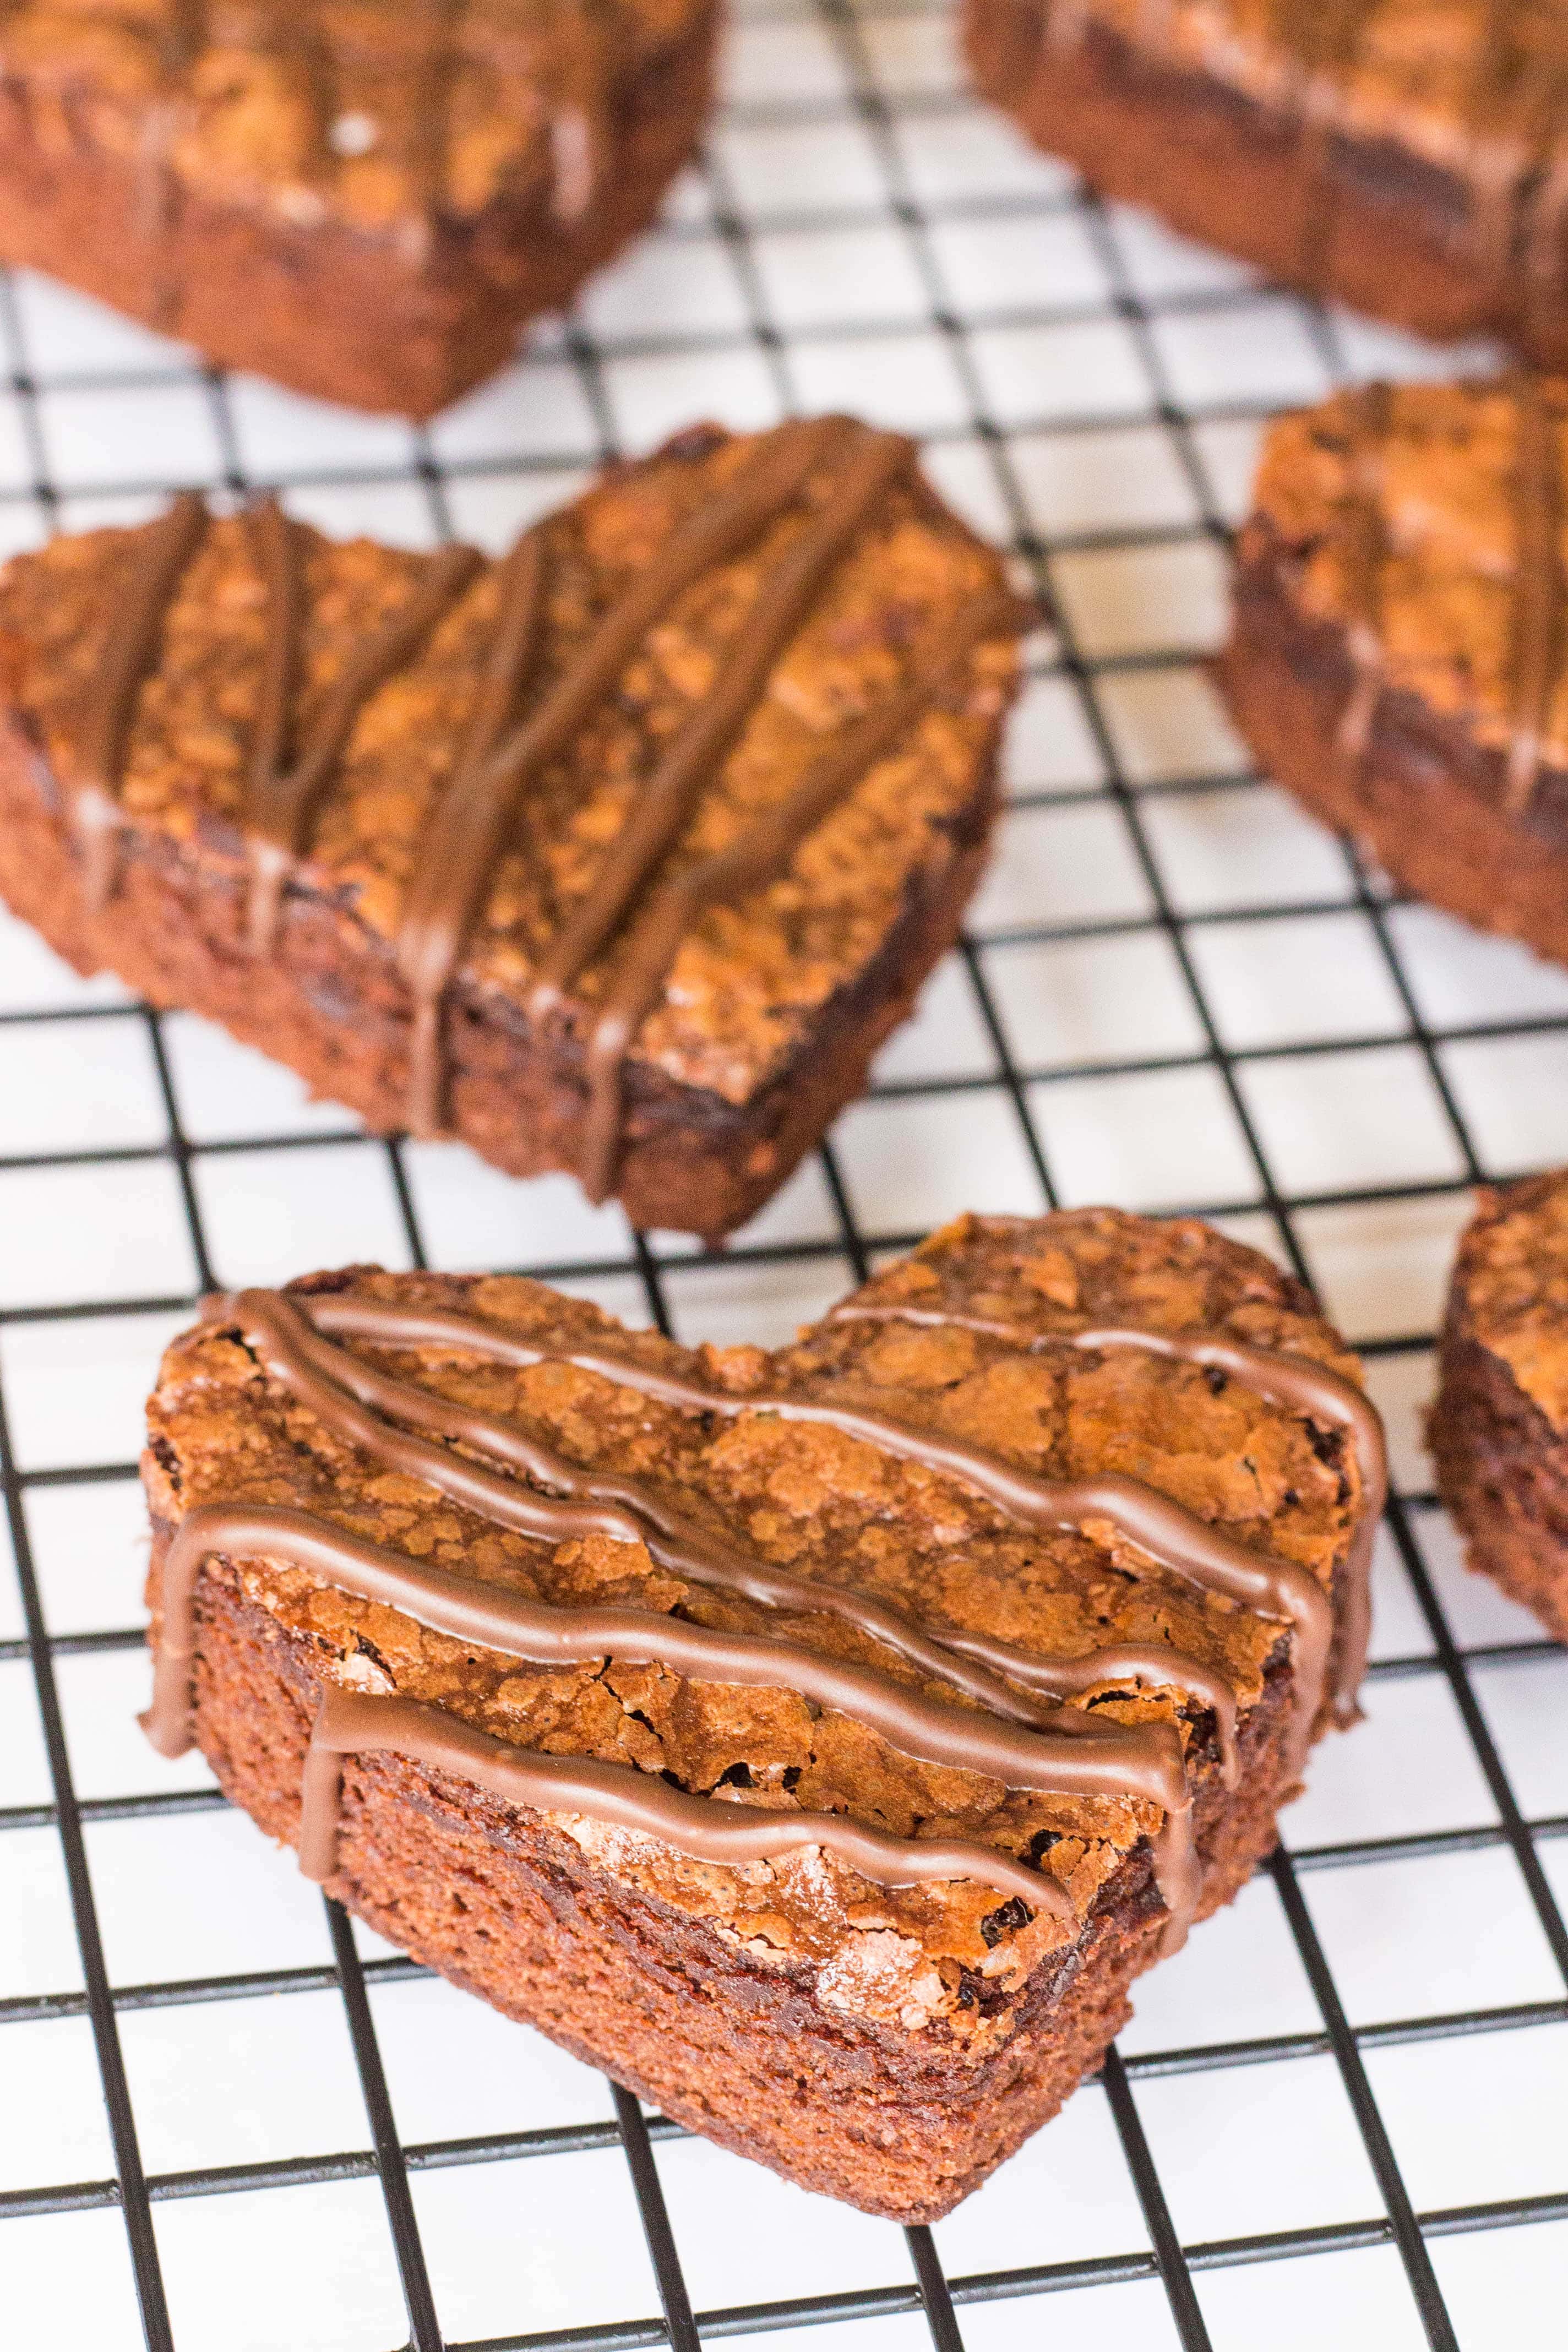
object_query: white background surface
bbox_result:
[1,2,1566,2346]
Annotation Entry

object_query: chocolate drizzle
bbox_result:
[1334,378,1393,779]
[174,1284,1240,1784]
[146,1270,1369,1950]
[1043,3,1568,318]
[827,1303,1382,1724]
[404,527,550,1134]
[147,1499,1188,1916]
[576,582,1030,1200]
[1505,374,1567,815]
[244,536,484,953]
[1286,0,1379,292]
[393,416,893,1142]
[527,424,912,1023]
[298,1686,1077,1909]
[72,489,208,912]
[243,495,304,868]
[206,1285,1358,1779]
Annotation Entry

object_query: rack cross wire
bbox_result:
[1,3,1565,2347]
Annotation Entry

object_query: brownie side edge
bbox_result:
[0,692,1003,1237]
[962,0,1565,366]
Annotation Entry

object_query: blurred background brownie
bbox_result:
[0,0,717,415]
[964,0,1568,367]
[1216,375,1568,972]
[0,416,1028,1235]
[1434,1168,1568,1643]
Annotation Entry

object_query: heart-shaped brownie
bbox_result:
[140,1207,1381,2219]
[0,420,1026,1238]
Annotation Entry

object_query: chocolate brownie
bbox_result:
[0,1,716,417]
[139,1208,1384,2219]
[1433,1168,1568,1644]
[0,417,1028,1237]
[1216,376,1568,972]
[964,2,1568,368]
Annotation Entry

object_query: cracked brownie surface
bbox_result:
[140,1208,1380,2215]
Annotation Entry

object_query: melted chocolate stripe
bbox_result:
[1506,375,1566,815]
[303,1293,1332,1776]
[74,489,209,913]
[1461,1,1537,288]
[1335,378,1392,774]
[208,1286,1236,1776]
[405,527,549,1136]
[299,1684,1072,1913]
[828,1303,1380,1723]
[144,1502,1184,1825]
[243,497,303,868]
[527,424,912,1019]
[393,417,847,1087]
[578,583,1030,1202]
[245,537,484,952]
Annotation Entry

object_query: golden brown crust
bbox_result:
[141,1209,1374,2213]
[1433,1169,1568,1643]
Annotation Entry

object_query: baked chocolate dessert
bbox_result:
[1216,375,1568,972]
[0,0,717,416]
[1433,1167,1568,1644]
[140,1208,1384,2219]
[964,1,1568,368]
[0,417,1027,1237]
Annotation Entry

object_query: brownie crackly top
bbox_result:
[143,1210,1378,2038]
[1,1,706,234]
[0,420,1021,1131]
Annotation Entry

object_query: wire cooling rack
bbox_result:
[2,2,1567,2346]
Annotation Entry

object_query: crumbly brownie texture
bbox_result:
[1433,1168,1568,1644]
[0,1,716,416]
[1215,376,1568,972]
[140,1209,1382,2219]
[0,418,1025,1237]
[964,1,1568,367]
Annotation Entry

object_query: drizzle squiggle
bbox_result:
[300,1289,1339,1773]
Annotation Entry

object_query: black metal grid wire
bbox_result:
[1,1,1566,2345]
